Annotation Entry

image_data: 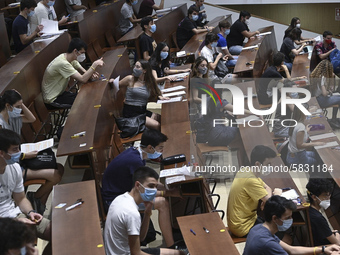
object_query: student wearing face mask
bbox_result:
[306,178,340,246]
[315,31,338,61]
[65,0,87,18]
[190,0,208,27]
[112,60,167,130]
[140,16,158,61]
[29,0,68,33]
[191,56,209,107]
[227,10,260,55]
[102,130,182,249]
[176,5,214,49]
[119,0,142,36]
[216,20,237,67]
[12,0,44,53]
[149,42,191,89]
[244,195,340,254]
[42,38,104,109]
[283,17,314,45]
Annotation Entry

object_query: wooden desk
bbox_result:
[52,180,105,255]
[234,26,277,78]
[180,15,231,55]
[118,3,187,59]
[291,53,310,79]
[0,13,10,67]
[177,212,239,255]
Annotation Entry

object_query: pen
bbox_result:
[66,14,70,18]
[203,227,209,233]
[65,201,84,211]
[71,133,85,138]
[190,229,196,235]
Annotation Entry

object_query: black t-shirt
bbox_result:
[309,207,332,246]
[284,27,292,39]
[258,66,283,104]
[151,60,169,78]
[227,19,249,48]
[139,33,156,59]
[12,15,30,53]
[137,0,154,18]
[280,37,295,63]
[176,16,197,49]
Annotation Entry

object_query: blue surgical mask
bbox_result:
[150,24,156,33]
[147,146,162,159]
[8,106,22,118]
[139,182,157,202]
[198,67,207,75]
[276,218,293,232]
[192,15,199,21]
[224,29,230,36]
[27,11,35,17]
[5,151,21,165]
[132,0,138,5]
[160,51,168,60]
[211,42,218,48]
[21,246,27,255]
[47,1,55,6]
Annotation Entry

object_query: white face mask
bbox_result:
[77,53,86,62]
[245,19,250,26]
[317,196,331,210]
[296,23,301,28]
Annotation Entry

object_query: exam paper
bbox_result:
[162,90,186,97]
[258,31,272,36]
[112,76,120,99]
[281,189,299,200]
[176,51,186,57]
[41,18,59,34]
[157,96,182,104]
[21,138,54,153]
[315,141,339,150]
[161,85,186,93]
[310,133,337,141]
[166,175,186,185]
[160,166,191,178]
[242,45,258,51]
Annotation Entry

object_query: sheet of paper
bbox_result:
[281,189,299,200]
[112,76,120,99]
[314,35,322,42]
[157,96,182,104]
[242,45,258,51]
[258,31,272,36]
[41,18,59,34]
[161,85,186,93]
[162,90,186,97]
[21,138,54,153]
[310,133,337,141]
[332,92,340,96]
[236,115,260,124]
[167,72,190,79]
[176,51,186,57]
[34,35,59,43]
[315,141,339,150]
[160,166,191,178]
[166,175,186,185]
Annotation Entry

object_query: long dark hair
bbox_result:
[149,42,170,67]
[191,56,208,79]
[134,60,161,100]
[0,90,22,112]
[289,27,302,41]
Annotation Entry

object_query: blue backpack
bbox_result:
[330,48,340,75]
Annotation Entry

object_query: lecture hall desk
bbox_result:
[291,53,310,79]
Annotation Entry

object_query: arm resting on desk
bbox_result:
[241,30,260,39]
[280,241,340,255]
[296,130,324,150]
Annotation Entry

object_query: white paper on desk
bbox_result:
[333,92,340,96]
[236,115,260,124]
[9,2,20,7]
[176,51,186,57]
[281,189,299,200]
[157,96,182,104]
[168,72,190,80]
[310,133,337,141]
[166,175,186,185]
[34,34,59,43]
[40,18,59,34]
[21,138,54,153]
[160,166,191,178]
[314,35,322,42]
[112,76,120,99]
[162,90,186,98]
[161,85,186,93]
[310,109,323,115]
[258,31,272,36]
[242,45,258,51]
[315,141,339,150]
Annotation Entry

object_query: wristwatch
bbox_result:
[27,209,36,217]
[322,246,326,253]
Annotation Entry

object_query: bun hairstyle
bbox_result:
[0,90,22,112]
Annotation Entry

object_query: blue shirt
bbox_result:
[101,147,145,202]
[12,15,31,53]
[243,224,288,255]
[217,33,228,49]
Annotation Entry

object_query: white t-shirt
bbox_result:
[200,45,219,80]
[65,0,85,18]
[0,163,24,218]
[119,3,133,35]
[315,76,326,98]
[29,2,57,32]
[288,122,308,153]
[104,192,141,255]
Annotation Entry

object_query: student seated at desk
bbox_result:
[12,0,44,53]
[137,0,165,19]
[29,0,68,32]
[190,0,208,27]
[191,56,209,106]
[315,31,337,61]
[311,60,340,129]
[0,90,64,214]
[0,129,51,253]
[0,217,39,255]
[200,32,236,82]
[243,195,340,255]
[42,38,104,109]
[149,42,191,89]
[227,145,280,238]
[140,16,157,61]
[306,178,340,246]
[283,17,315,45]
[216,20,237,67]
[176,5,214,49]
[65,0,87,18]
[114,60,167,130]
[226,10,260,55]
[102,129,180,248]
[286,104,325,171]
[280,28,307,72]
[104,166,184,255]
[119,0,142,36]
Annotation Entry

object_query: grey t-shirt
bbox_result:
[0,113,23,135]
[119,3,133,35]
[65,0,85,18]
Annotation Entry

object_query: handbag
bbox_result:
[115,114,146,138]
[21,148,58,170]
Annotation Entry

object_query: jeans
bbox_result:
[229,45,243,55]
[284,62,293,72]
[286,150,318,168]
[227,59,238,67]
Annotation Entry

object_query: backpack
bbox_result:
[330,48,340,75]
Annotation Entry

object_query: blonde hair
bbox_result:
[310,60,334,96]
